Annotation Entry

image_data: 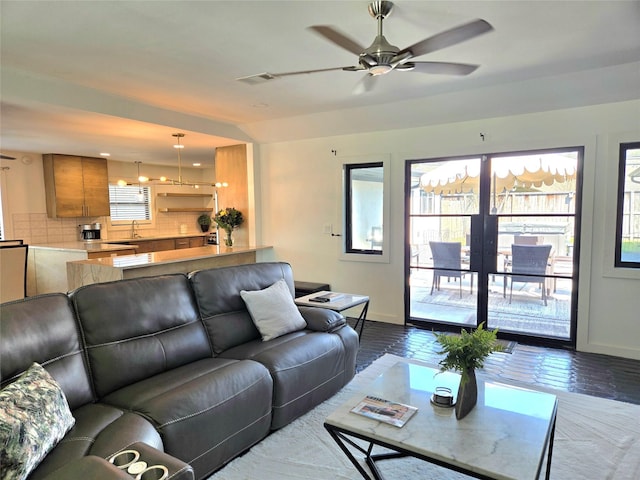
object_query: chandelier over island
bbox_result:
[116,133,227,190]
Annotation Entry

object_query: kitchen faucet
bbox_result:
[131,220,140,238]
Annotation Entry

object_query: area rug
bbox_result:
[209,354,640,480]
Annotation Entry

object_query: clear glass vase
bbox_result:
[224,229,233,247]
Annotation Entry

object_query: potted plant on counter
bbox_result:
[434,322,501,419]
[197,214,212,232]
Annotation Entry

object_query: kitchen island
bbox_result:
[67,245,273,290]
[28,242,139,295]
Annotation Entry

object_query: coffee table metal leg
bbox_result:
[325,424,377,480]
[352,300,370,339]
[545,415,557,480]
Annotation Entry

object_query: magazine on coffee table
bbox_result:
[351,395,418,427]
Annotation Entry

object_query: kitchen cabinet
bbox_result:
[175,236,206,249]
[189,236,205,248]
[131,238,176,254]
[87,248,136,259]
[128,236,205,253]
[43,154,110,218]
[174,238,191,249]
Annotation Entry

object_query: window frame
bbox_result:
[339,156,390,264]
[614,141,640,268]
[344,162,384,255]
[108,184,153,226]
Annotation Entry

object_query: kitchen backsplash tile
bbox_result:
[11,212,209,244]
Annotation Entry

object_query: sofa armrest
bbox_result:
[127,442,195,480]
[298,306,346,332]
[42,456,131,480]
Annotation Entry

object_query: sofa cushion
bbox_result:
[241,279,307,341]
[0,363,75,480]
[189,262,297,353]
[0,293,94,410]
[71,274,211,398]
[219,331,349,429]
[101,358,273,479]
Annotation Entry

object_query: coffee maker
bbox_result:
[79,223,101,241]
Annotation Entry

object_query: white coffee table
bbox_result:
[295,291,369,338]
[324,359,558,480]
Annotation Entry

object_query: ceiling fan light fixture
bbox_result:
[369,64,393,75]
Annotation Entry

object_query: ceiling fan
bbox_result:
[237,1,493,93]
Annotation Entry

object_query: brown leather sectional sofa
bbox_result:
[0,262,359,479]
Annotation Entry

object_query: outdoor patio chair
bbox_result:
[429,241,473,298]
[506,244,552,306]
[514,235,540,245]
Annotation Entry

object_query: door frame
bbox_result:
[404,146,584,350]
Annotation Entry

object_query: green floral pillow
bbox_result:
[0,363,75,480]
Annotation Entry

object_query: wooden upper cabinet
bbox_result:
[81,157,110,216]
[43,154,110,218]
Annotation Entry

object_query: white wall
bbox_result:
[256,100,640,360]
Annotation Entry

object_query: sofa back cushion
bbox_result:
[0,293,94,409]
[71,274,211,398]
[189,262,296,354]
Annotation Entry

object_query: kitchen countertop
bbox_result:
[66,245,273,290]
[69,245,272,269]
[30,241,139,253]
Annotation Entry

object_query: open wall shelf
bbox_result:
[157,208,213,213]
[157,193,212,198]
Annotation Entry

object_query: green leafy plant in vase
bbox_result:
[434,322,501,419]
[214,207,244,246]
[197,214,212,232]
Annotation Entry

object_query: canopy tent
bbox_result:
[420,154,577,195]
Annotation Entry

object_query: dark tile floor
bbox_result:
[349,319,640,405]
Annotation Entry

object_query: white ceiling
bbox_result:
[1,0,639,166]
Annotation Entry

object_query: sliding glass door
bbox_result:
[406,147,582,346]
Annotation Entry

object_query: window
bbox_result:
[615,141,640,268]
[345,162,384,255]
[108,184,152,223]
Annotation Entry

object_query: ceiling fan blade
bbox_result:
[308,25,366,56]
[0,154,17,160]
[270,66,354,78]
[409,61,480,76]
[237,67,351,84]
[397,19,493,59]
[353,74,378,95]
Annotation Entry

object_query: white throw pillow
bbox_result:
[0,363,75,480]
[241,279,307,341]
